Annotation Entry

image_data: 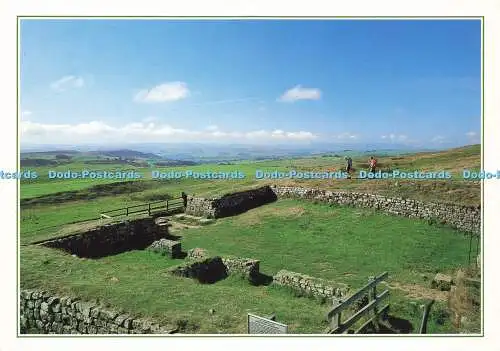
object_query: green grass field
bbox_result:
[19,145,481,334]
[21,199,469,333]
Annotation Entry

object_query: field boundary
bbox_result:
[100,197,184,218]
[327,272,390,334]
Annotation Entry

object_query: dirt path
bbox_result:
[381,281,449,302]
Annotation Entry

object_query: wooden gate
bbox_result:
[326,271,390,334]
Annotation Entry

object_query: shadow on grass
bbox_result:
[250,272,274,286]
[176,251,188,259]
[361,315,414,334]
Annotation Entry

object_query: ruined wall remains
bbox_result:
[273,270,350,299]
[168,256,229,283]
[185,185,277,218]
[270,185,480,234]
[40,217,163,258]
[187,248,209,260]
[222,257,260,281]
[20,289,177,334]
[168,254,261,284]
[147,238,182,258]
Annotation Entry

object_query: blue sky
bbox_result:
[20,19,481,147]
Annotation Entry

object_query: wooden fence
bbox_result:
[326,271,390,334]
[99,198,184,219]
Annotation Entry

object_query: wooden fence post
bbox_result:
[148,203,151,216]
[166,200,169,213]
[368,276,379,331]
[330,298,343,331]
[126,207,129,216]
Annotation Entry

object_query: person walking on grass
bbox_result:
[345,156,353,179]
[369,156,377,173]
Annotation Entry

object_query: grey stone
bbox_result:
[114,314,129,326]
[431,273,453,291]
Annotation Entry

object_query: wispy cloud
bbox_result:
[465,131,480,143]
[278,85,322,102]
[21,110,32,117]
[381,134,408,142]
[332,132,359,140]
[134,82,190,103]
[431,135,447,144]
[21,120,318,144]
[50,75,85,92]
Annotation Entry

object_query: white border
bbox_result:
[2,0,500,350]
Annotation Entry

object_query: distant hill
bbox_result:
[93,149,162,160]
[20,158,60,167]
[20,143,479,163]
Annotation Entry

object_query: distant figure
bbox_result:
[344,156,353,179]
[181,192,188,208]
[369,156,377,173]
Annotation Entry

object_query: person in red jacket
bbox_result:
[369,156,377,173]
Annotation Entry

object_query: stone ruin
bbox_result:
[40,217,164,258]
[185,185,278,218]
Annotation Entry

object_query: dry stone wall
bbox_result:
[187,247,209,260]
[168,256,229,283]
[222,257,260,281]
[147,238,182,258]
[20,289,177,334]
[185,185,277,218]
[169,254,261,283]
[273,270,350,299]
[270,185,480,234]
[41,217,163,258]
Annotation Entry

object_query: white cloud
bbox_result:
[278,85,322,102]
[333,132,358,140]
[50,75,85,92]
[465,131,480,143]
[431,135,446,144]
[21,110,32,117]
[21,120,318,144]
[381,134,408,142]
[134,82,190,103]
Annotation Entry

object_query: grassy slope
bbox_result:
[181,200,471,287]
[21,199,470,333]
[20,144,480,205]
[21,246,329,334]
[19,145,480,334]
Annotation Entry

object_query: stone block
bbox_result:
[147,239,182,258]
[114,314,129,327]
[187,248,209,260]
[431,273,453,291]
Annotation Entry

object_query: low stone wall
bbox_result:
[271,185,480,234]
[169,256,229,284]
[187,248,209,260]
[147,239,181,258]
[273,270,350,299]
[40,217,164,258]
[185,185,277,218]
[20,289,177,334]
[169,254,261,284]
[222,257,260,281]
